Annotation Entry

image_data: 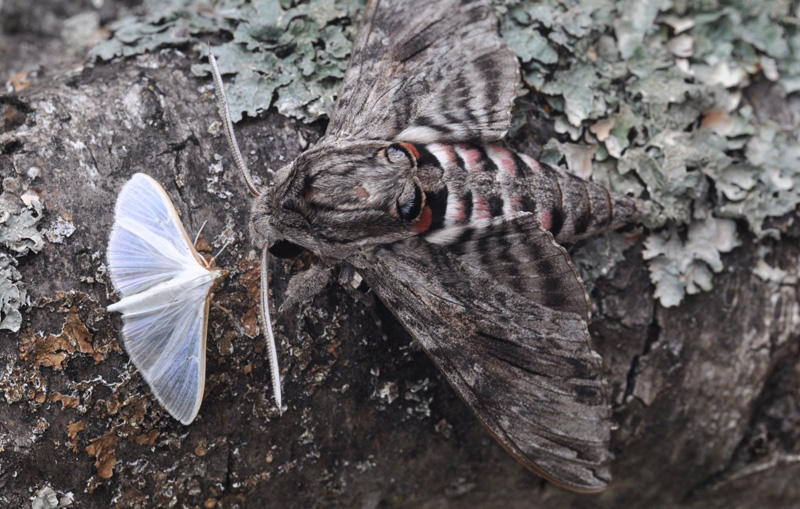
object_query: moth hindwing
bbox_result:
[210,0,649,493]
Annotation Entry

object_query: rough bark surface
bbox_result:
[2,2,800,508]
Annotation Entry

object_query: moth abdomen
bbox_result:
[412,142,643,244]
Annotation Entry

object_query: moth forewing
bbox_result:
[324,0,519,143]
[355,237,611,492]
[107,173,226,425]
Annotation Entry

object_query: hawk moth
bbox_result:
[209,0,649,493]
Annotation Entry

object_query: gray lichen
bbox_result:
[0,193,44,332]
[643,211,740,307]
[499,0,800,306]
[0,254,26,332]
[44,215,76,244]
[0,192,44,255]
[91,0,365,123]
[30,486,73,509]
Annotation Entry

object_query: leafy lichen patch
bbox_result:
[44,214,76,244]
[18,291,119,371]
[85,431,121,480]
[0,190,44,255]
[499,0,800,306]
[643,213,741,307]
[19,306,94,370]
[0,255,27,332]
[92,0,365,123]
[67,420,86,453]
[0,191,43,332]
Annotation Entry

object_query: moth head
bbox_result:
[250,140,427,258]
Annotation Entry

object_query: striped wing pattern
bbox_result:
[358,236,611,492]
[427,215,591,320]
[195,0,648,492]
[325,0,518,144]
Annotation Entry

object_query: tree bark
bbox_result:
[1,2,799,508]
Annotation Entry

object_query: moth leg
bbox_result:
[337,266,386,332]
[338,265,375,309]
[211,302,245,337]
[277,263,334,314]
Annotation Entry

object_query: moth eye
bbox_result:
[269,240,304,259]
[397,182,424,222]
[385,143,414,166]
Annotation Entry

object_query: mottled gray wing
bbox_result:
[355,238,611,492]
[429,214,591,320]
[324,0,518,143]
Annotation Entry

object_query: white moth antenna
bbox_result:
[194,220,208,246]
[208,45,261,198]
[211,239,231,264]
[260,246,283,410]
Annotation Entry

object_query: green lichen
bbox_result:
[499,0,799,306]
[642,211,740,307]
[91,0,365,123]
[0,194,44,332]
[0,193,44,255]
[90,0,800,307]
[0,255,26,332]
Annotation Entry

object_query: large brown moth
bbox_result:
[207,0,649,493]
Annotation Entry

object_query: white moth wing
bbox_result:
[111,275,213,425]
[107,173,221,425]
[107,173,206,296]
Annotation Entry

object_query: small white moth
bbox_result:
[107,173,226,424]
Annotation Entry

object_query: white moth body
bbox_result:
[107,268,223,316]
[107,173,225,425]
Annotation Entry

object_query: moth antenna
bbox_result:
[193,220,208,246]
[260,245,283,411]
[210,239,232,265]
[208,45,261,198]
